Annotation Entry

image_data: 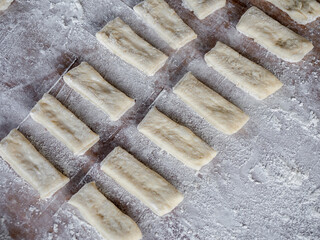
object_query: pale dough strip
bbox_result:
[265,0,320,25]
[63,62,135,121]
[0,0,14,11]
[205,41,283,100]
[236,6,313,62]
[69,182,142,240]
[134,0,197,49]
[0,129,69,199]
[138,107,217,170]
[30,93,99,156]
[182,0,226,20]
[173,72,249,134]
[101,146,184,216]
[96,17,168,76]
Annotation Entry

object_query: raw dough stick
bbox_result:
[134,0,197,49]
[265,0,320,24]
[64,62,135,121]
[96,17,168,76]
[236,7,313,62]
[205,41,283,100]
[182,0,226,20]
[101,147,184,216]
[69,182,142,240]
[0,0,14,11]
[0,129,69,199]
[173,72,249,134]
[138,107,217,170]
[30,94,99,156]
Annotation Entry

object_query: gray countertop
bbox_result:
[0,0,319,239]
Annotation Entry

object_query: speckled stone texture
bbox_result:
[0,0,319,239]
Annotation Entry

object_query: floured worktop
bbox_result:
[0,0,320,239]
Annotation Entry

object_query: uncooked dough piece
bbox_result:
[0,0,13,11]
[0,129,69,199]
[265,0,320,24]
[205,41,283,100]
[173,72,249,134]
[236,7,313,62]
[134,0,197,49]
[30,94,99,156]
[63,62,135,121]
[182,0,226,20]
[101,147,184,216]
[69,182,142,240]
[96,17,168,76]
[137,107,217,170]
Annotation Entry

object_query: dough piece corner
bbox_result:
[205,41,283,100]
[0,0,14,11]
[0,129,69,199]
[30,93,100,155]
[69,181,142,240]
[173,71,249,134]
[138,107,217,170]
[101,146,184,216]
[134,0,197,49]
[265,0,320,24]
[182,0,226,20]
[96,17,168,76]
[63,62,135,121]
[236,6,313,62]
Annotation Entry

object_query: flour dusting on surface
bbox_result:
[0,0,320,239]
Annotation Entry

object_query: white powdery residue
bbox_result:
[180,0,193,12]
[309,187,320,202]
[307,206,320,219]
[268,114,282,132]
[46,232,53,240]
[270,107,320,140]
[0,218,12,240]
[70,0,85,25]
[250,157,308,187]
[248,165,268,184]
[28,205,40,216]
[46,0,84,29]
[213,207,243,230]
[291,96,304,107]
[297,235,313,240]
[299,187,320,226]
[302,187,320,207]
[52,223,58,233]
[39,205,104,240]
[74,0,84,15]
[309,111,319,128]
[1,0,320,239]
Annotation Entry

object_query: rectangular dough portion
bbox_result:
[63,62,135,121]
[236,6,313,62]
[137,107,217,170]
[96,17,168,76]
[134,0,197,49]
[30,94,99,155]
[182,0,226,20]
[101,147,184,216]
[205,41,283,100]
[69,182,142,240]
[0,0,14,11]
[173,72,249,134]
[0,129,69,199]
[265,0,320,24]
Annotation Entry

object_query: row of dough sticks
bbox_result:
[1,0,318,239]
